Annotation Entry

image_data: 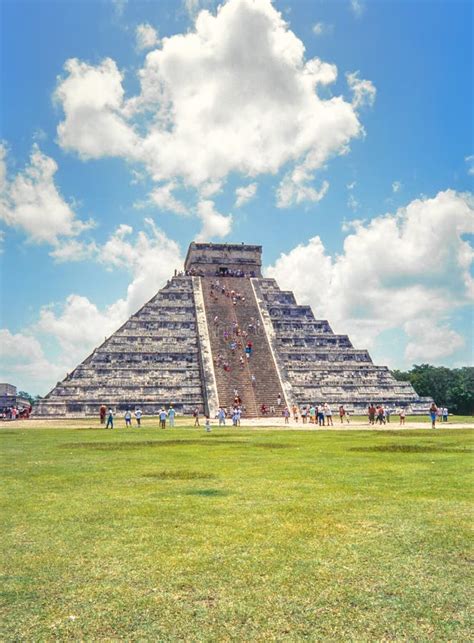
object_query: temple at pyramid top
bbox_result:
[35,242,431,418]
[184,242,262,276]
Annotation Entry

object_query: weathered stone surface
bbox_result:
[35,244,429,417]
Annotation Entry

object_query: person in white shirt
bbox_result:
[134,407,142,427]
[106,408,114,429]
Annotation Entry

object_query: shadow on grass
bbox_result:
[350,444,472,453]
[60,439,293,451]
[142,470,217,480]
[186,489,228,497]
[60,439,249,450]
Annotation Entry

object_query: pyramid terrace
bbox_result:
[35,243,429,418]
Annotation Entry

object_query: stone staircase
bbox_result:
[200,277,286,417]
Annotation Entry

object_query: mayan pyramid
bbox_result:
[35,243,429,417]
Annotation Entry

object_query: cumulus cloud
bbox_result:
[0,142,6,192]
[404,319,464,362]
[135,23,159,50]
[54,0,367,214]
[49,240,98,262]
[277,167,329,208]
[312,22,333,36]
[347,193,359,211]
[392,180,402,193]
[0,328,66,394]
[196,200,232,241]
[266,189,473,363]
[465,155,474,176]
[346,71,376,109]
[149,182,188,214]
[54,58,139,159]
[0,144,93,245]
[350,0,365,17]
[235,182,257,207]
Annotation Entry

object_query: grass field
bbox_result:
[1,423,473,640]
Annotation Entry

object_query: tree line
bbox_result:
[391,364,473,415]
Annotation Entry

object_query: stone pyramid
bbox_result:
[36,243,429,417]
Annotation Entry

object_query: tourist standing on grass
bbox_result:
[376,406,385,425]
[99,404,107,424]
[399,408,406,425]
[317,405,325,427]
[309,404,316,424]
[193,408,200,427]
[324,403,333,426]
[205,416,211,432]
[386,408,391,423]
[429,402,438,429]
[159,408,167,429]
[134,407,142,427]
[106,408,114,429]
[283,407,290,424]
[218,407,226,426]
[124,409,132,427]
[168,406,176,427]
[301,406,307,424]
[442,407,448,423]
[339,405,345,424]
[368,404,376,425]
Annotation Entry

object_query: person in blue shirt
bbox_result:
[159,408,167,429]
[168,406,176,428]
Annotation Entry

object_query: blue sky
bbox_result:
[0,0,472,395]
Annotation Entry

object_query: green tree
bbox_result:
[391,365,474,414]
[18,390,35,405]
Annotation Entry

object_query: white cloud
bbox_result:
[135,23,160,50]
[465,155,474,176]
[49,240,98,262]
[235,182,257,207]
[112,0,127,17]
[199,180,223,198]
[149,182,188,214]
[266,189,473,362]
[277,167,329,208]
[0,142,6,192]
[404,319,464,362]
[392,180,402,193]
[183,0,210,17]
[196,200,232,241]
[55,0,366,212]
[346,181,357,190]
[346,71,376,109]
[347,193,359,211]
[312,22,333,36]
[0,328,66,394]
[0,144,93,245]
[54,58,139,159]
[350,0,365,17]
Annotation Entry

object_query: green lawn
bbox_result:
[1,425,472,640]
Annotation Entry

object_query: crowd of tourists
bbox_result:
[100,404,144,429]
[96,399,450,429]
[175,268,257,278]
[210,279,259,385]
[1,405,32,420]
